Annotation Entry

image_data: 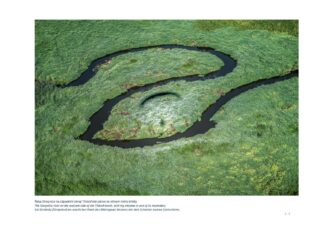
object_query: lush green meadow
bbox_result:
[35,20,298,195]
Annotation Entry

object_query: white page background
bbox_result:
[0,0,319,225]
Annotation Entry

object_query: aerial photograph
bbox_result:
[35,20,298,195]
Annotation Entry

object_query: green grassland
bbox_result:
[35,20,298,195]
[94,49,224,140]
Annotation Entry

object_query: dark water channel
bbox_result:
[59,44,298,148]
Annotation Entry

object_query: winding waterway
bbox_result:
[60,44,298,148]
